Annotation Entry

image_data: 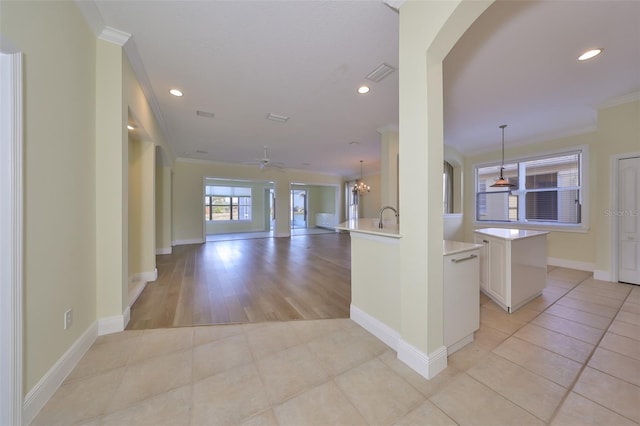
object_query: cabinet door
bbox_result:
[488,238,506,302]
[474,235,489,292]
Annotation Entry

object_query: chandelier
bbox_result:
[352,160,370,195]
[490,124,516,188]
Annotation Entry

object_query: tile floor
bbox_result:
[33,267,640,425]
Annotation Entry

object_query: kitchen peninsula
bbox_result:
[474,228,549,313]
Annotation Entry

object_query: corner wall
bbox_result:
[1,0,97,395]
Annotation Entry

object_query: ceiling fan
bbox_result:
[245,146,285,170]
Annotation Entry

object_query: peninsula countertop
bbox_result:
[336,218,401,239]
[475,227,549,240]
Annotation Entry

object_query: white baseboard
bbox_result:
[23,321,98,425]
[275,232,291,238]
[547,257,594,273]
[98,306,130,336]
[172,238,204,246]
[397,340,448,380]
[350,304,448,380]
[129,268,157,284]
[156,247,172,255]
[593,269,614,282]
[350,305,400,351]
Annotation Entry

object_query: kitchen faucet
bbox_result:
[378,206,399,228]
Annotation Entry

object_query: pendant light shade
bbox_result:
[490,124,516,188]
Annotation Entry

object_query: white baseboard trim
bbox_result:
[548,257,594,273]
[23,321,98,425]
[275,232,291,238]
[593,269,614,282]
[397,340,448,380]
[350,305,400,351]
[129,268,157,284]
[172,238,204,246]
[156,247,172,255]
[98,306,130,336]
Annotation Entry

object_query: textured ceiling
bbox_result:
[87,0,640,177]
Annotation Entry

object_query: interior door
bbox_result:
[618,156,640,285]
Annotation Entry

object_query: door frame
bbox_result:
[609,151,640,283]
[0,50,24,426]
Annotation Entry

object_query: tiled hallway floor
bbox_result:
[34,267,640,425]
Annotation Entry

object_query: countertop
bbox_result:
[443,240,482,256]
[475,227,549,240]
[335,218,401,239]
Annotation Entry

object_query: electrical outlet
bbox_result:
[64,309,73,330]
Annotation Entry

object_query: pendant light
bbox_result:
[491,124,516,188]
[352,160,370,195]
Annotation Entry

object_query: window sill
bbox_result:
[472,221,589,234]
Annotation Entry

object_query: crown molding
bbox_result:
[597,91,640,110]
[98,26,131,46]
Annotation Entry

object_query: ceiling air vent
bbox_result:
[195,150,208,154]
[196,110,215,119]
[266,113,289,123]
[366,63,396,83]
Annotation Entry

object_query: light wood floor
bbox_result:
[127,233,351,330]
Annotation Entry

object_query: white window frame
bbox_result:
[473,145,589,233]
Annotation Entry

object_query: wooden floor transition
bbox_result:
[127,233,351,329]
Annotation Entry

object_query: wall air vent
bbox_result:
[366,63,396,83]
[266,113,289,123]
[195,150,208,154]
[196,110,215,118]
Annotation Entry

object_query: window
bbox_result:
[475,149,584,228]
[205,185,252,221]
[443,161,454,214]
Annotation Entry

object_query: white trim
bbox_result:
[156,247,172,255]
[0,51,23,426]
[172,238,204,246]
[397,340,448,380]
[98,26,131,46]
[130,268,157,283]
[350,305,400,351]
[593,270,613,282]
[610,151,640,284]
[98,306,130,336]
[598,91,640,110]
[275,232,291,238]
[547,257,594,273]
[22,322,98,425]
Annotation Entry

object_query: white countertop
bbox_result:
[443,240,482,256]
[475,227,549,240]
[336,218,401,239]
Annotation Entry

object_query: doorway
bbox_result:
[617,156,640,285]
[291,189,307,229]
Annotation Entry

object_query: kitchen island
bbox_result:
[474,228,548,313]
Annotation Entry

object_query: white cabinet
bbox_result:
[474,234,507,305]
[474,228,548,313]
[443,241,481,354]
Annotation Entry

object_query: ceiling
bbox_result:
[85,0,640,177]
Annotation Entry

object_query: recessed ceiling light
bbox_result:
[358,86,370,94]
[578,48,603,61]
[169,89,183,97]
[127,125,135,131]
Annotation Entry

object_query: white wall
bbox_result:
[1,0,97,394]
